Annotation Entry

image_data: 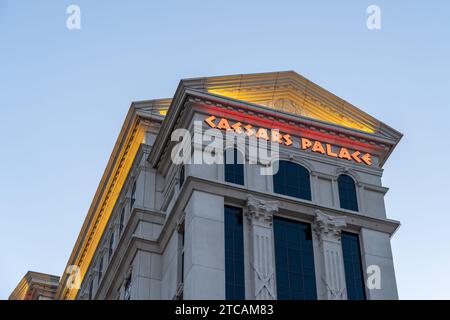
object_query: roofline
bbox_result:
[178,69,296,82]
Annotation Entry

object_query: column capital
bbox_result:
[314,210,347,242]
[246,195,278,226]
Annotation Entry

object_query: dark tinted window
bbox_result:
[119,208,125,235]
[98,256,103,284]
[224,205,245,299]
[274,217,317,300]
[273,161,311,200]
[338,174,358,211]
[224,148,244,186]
[108,232,114,261]
[342,232,366,300]
[124,275,132,300]
[130,181,137,209]
[179,165,185,187]
[88,278,93,300]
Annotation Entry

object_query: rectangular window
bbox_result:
[98,256,103,284]
[108,232,114,261]
[124,275,132,300]
[130,181,136,209]
[181,231,185,284]
[341,232,366,300]
[274,217,317,300]
[224,205,245,299]
[224,148,244,186]
[119,208,125,235]
[175,215,185,300]
[179,165,185,188]
[88,278,93,300]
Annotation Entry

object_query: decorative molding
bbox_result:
[314,209,347,242]
[246,195,278,226]
[245,195,278,300]
[334,167,362,185]
[187,95,396,150]
[251,259,275,300]
[314,209,348,300]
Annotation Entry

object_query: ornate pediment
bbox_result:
[179,71,402,142]
[148,71,402,174]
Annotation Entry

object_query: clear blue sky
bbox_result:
[1,0,449,299]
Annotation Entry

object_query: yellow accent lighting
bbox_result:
[61,121,146,300]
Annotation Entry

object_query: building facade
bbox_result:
[12,71,402,300]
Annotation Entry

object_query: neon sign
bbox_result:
[204,115,293,145]
[204,115,372,166]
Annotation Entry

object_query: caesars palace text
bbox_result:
[204,115,372,166]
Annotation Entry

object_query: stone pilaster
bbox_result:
[314,209,348,300]
[245,195,278,300]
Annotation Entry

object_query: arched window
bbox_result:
[224,148,244,186]
[338,174,359,211]
[273,161,311,200]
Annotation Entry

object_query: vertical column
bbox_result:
[245,195,278,300]
[356,182,365,213]
[360,228,398,299]
[183,191,225,299]
[310,171,319,203]
[314,209,347,300]
[129,250,162,300]
[331,177,339,208]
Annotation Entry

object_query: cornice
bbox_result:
[154,175,400,261]
[186,176,401,236]
[188,92,397,149]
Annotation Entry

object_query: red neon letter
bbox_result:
[204,115,216,128]
[301,138,312,150]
